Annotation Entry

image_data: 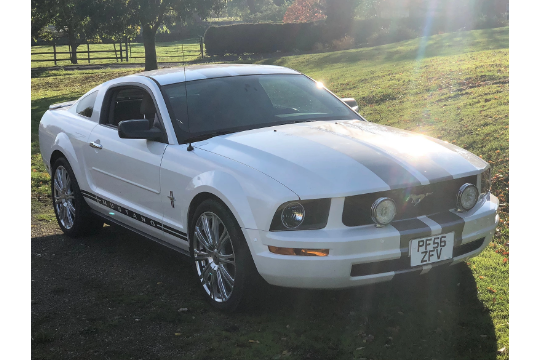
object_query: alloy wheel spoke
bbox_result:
[66,201,76,217]
[193,249,211,261]
[217,253,235,265]
[219,265,234,287]
[54,178,62,194]
[61,169,69,192]
[211,270,218,300]
[216,229,230,252]
[216,270,229,300]
[65,206,74,228]
[195,227,212,252]
[201,215,214,249]
[55,169,64,189]
[199,263,212,284]
[211,214,220,248]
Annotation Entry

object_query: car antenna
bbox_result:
[183,52,194,151]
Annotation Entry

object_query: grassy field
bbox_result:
[31,27,509,359]
[31,38,203,68]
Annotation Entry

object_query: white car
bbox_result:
[39,64,499,311]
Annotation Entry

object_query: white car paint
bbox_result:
[39,64,498,289]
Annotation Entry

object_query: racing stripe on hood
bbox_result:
[281,126,423,189]
[202,130,393,196]
[312,121,460,184]
[338,121,483,179]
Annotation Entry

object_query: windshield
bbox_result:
[162,74,362,142]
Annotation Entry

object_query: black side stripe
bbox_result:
[81,190,187,240]
[163,224,188,240]
[427,211,466,247]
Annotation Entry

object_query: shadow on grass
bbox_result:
[32,222,498,360]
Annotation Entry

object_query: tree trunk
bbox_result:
[68,32,78,64]
[143,24,158,71]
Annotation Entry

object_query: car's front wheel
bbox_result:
[190,199,259,311]
[51,157,103,237]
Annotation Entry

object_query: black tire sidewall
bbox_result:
[189,199,255,312]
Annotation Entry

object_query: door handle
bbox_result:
[89,141,103,149]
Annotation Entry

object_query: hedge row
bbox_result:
[204,15,507,55]
[204,22,331,55]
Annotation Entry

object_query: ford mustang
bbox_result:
[39,64,498,311]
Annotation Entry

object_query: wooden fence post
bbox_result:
[68,44,71,63]
[125,37,129,62]
[119,42,123,62]
[200,36,204,58]
[87,43,90,63]
[113,43,118,62]
[53,43,57,65]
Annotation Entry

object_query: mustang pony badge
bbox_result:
[407,192,434,206]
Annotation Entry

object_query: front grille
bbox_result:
[350,237,485,277]
[342,175,477,227]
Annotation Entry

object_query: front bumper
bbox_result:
[244,193,499,289]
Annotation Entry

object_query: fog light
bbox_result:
[371,197,397,227]
[457,183,479,212]
[268,246,329,257]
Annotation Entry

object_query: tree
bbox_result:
[31,1,114,64]
[283,0,326,23]
[119,0,224,71]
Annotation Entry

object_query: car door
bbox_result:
[83,84,168,239]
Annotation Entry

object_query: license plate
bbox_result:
[410,232,454,267]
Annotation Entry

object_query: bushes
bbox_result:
[204,22,326,55]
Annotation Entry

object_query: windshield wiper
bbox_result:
[185,130,234,148]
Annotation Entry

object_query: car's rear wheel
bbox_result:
[51,157,103,237]
[190,199,259,312]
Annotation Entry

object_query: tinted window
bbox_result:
[162,74,360,138]
[104,87,160,129]
[76,91,98,118]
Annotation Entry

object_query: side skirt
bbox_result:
[91,210,191,258]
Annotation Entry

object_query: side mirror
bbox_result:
[118,119,163,141]
[341,98,359,112]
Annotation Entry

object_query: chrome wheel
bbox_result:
[194,212,236,302]
[53,165,76,230]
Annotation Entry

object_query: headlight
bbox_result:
[269,199,331,231]
[456,183,479,211]
[371,197,396,227]
[480,168,491,195]
[281,202,305,229]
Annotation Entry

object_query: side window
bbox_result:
[76,91,98,118]
[104,87,160,129]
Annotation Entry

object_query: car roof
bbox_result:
[136,64,301,86]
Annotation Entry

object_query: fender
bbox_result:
[184,170,260,231]
[51,133,82,176]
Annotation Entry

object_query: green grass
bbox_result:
[31,38,203,68]
[31,27,509,359]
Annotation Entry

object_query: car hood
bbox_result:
[197,120,488,199]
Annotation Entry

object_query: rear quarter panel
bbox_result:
[39,107,99,190]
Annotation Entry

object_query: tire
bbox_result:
[189,199,260,312]
[51,157,103,237]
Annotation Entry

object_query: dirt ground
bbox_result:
[32,199,499,360]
